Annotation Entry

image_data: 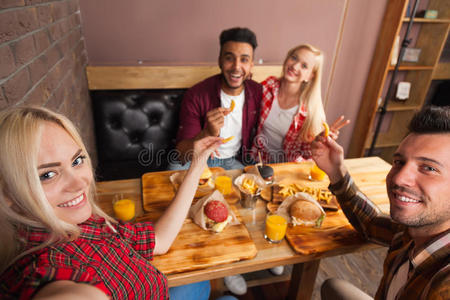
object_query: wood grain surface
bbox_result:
[140,168,256,275]
[136,209,257,275]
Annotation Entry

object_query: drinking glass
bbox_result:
[112,194,135,222]
[264,212,288,243]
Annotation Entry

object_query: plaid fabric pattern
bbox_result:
[0,216,168,300]
[251,76,311,163]
[330,173,450,300]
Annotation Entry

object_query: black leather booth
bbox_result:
[91,89,185,181]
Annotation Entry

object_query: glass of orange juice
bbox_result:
[215,175,232,195]
[112,194,135,222]
[264,212,288,243]
[309,163,326,181]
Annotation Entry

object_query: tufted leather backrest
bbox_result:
[91,89,185,181]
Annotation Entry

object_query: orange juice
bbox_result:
[215,176,232,195]
[265,214,287,243]
[310,164,326,181]
[113,199,135,221]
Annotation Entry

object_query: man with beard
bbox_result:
[171,27,262,170]
[312,106,449,299]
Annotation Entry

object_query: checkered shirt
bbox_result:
[251,76,311,163]
[329,173,450,300]
[0,216,168,299]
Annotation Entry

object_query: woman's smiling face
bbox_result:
[37,122,93,225]
[283,48,316,84]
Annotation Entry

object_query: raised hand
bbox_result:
[311,135,347,184]
[328,115,350,140]
[204,107,231,137]
[191,136,223,166]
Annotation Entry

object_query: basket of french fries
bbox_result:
[234,174,265,209]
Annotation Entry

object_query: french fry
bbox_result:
[275,183,334,204]
[229,100,235,112]
[323,122,330,137]
[242,178,257,194]
[222,136,235,143]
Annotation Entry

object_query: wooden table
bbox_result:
[95,157,391,300]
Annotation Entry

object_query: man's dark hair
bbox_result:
[408,105,450,134]
[219,27,257,51]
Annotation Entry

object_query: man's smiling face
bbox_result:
[386,133,450,234]
[219,41,254,96]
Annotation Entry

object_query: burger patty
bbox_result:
[199,178,209,185]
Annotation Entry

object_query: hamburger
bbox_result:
[290,199,325,227]
[195,168,214,198]
[199,168,213,187]
[204,200,232,232]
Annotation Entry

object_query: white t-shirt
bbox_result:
[261,98,298,162]
[218,89,244,158]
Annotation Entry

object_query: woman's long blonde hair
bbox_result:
[281,44,326,142]
[0,106,114,273]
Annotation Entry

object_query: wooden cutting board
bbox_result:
[140,168,256,274]
[285,209,365,255]
[136,207,257,274]
[250,162,365,255]
[273,160,389,255]
[142,167,239,214]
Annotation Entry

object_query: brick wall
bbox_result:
[0,0,97,162]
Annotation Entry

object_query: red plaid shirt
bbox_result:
[251,76,311,163]
[0,216,168,300]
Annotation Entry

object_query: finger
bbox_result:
[215,107,229,116]
[316,130,328,139]
[223,108,232,116]
[207,112,224,123]
[204,136,223,147]
[331,117,350,131]
[329,131,339,140]
[333,119,350,131]
[324,135,344,153]
[330,116,345,128]
[330,116,345,127]
[196,136,222,148]
[206,108,226,121]
[313,134,327,144]
[208,110,226,123]
[207,116,225,132]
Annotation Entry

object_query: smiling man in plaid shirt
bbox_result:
[313,106,449,300]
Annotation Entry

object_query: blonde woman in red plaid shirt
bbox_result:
[0,107,223,299]
[251,44,349,164]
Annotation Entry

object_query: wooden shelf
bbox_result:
[403,18,450,23]
[386,102,422,111]
[388,65,434,71]
[348,0,449,158]
[433,62,450,79]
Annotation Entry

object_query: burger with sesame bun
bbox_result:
[204,200,232,232]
